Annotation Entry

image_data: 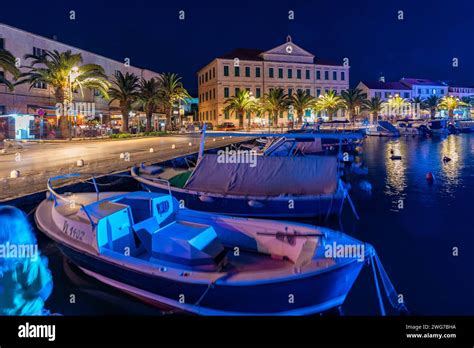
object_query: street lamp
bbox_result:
[68,66,79,141]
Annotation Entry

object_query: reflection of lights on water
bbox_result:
[384,141,407,202]
[440,136,462,188]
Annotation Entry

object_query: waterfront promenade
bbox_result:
[0,134,250,202]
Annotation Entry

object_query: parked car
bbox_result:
[217,122,236,131]
[203,122,214,131]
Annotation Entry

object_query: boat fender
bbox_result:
[248,200,264,208]
[426,171,434,183]
[359,180,372,192]
[199,195,214,203]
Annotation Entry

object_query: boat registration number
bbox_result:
[62,221,86,241]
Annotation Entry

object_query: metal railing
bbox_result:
[47,172,173,228]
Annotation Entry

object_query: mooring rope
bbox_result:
[369,246,409,315]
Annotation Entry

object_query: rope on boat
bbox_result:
[346,191,360,220]
[369,246,409,315]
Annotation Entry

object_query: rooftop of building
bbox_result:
[216,47,341,66]
[359,81,411,90]
[0,22,158,74]
[400,77,447,87]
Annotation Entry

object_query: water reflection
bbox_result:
[440,136,463,194]
[384,140,407,211]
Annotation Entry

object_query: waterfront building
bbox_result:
[447,85,474,99]
[399,77,448,99]
[357,78,412,101]
[0,22,160,138]
[197,36,350,126]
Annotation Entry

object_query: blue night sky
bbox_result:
[1,0,474,95]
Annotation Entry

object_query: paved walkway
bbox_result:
[0,134,250,202]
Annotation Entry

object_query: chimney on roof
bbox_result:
[378,74,385,83]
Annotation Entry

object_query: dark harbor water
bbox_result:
[33,134,474,315]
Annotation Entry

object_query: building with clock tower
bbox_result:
[197,36,350,126]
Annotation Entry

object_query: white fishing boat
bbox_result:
[34,173,405,315]
[365,121,400,137]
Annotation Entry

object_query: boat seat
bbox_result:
[95,204,146,257]
[148,221,226,270]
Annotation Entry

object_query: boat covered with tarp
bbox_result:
[132,154,348,218]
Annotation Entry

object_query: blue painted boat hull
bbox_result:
[142,184,345,218]
[57,242,365,315]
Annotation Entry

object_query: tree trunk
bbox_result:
[248,111,252,129]
[55,87,70,139]
[431,109,436,120]
[238,111,243,128]
[121,104,129,133]
[297,110,303,124]
[59,116,70,139]
[145,108,153,132]
[165,107,172,131]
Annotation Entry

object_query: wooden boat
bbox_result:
[35,173,374,315]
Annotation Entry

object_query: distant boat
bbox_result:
[132,154,349,218]
[365,121,400,137]
[35,174,373,315]
[395,119,429,135]
[454,119,474,133]
[428,119,449,135]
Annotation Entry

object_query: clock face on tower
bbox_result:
[286,45,293,54]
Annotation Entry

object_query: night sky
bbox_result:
[1,0,474,95]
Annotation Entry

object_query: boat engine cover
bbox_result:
[150,221,226,271]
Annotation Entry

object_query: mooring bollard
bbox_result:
[10,170,20,178]
[149,148,154,153]
[172,144,176,149]
[76,159,84,167]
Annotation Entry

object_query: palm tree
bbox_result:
[363,96,384,124]
[135,77,161,132]
[438,96,468,121]
[340,88,366,122]
[158,73,191,131]
[108,71,140,133]
[313,90,345,121]
[384,95,409,119]
[0,49,20,90]
[223,89,255,128]
[17,50,110,138]
[261,88,291,127]
[410,96,425,118]
[291,90,315,125]
[424,95,442,119]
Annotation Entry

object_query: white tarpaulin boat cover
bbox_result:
[184,154,338,196]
